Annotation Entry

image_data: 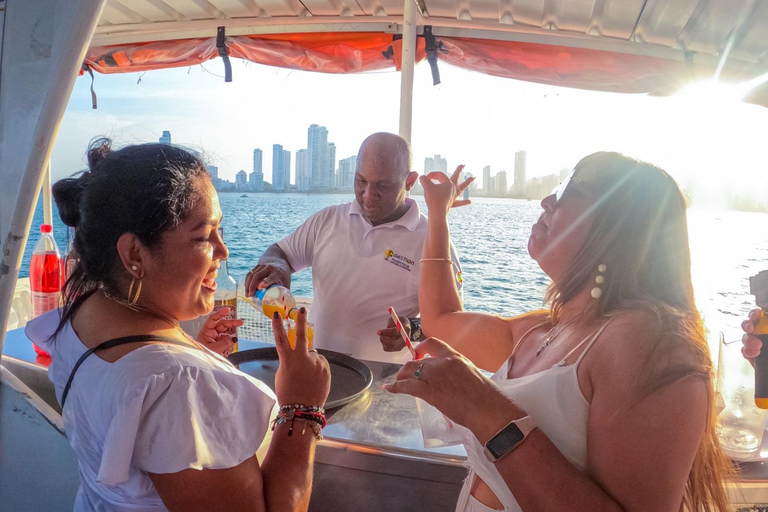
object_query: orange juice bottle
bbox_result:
[240,281,297,320]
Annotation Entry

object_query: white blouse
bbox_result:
[28,309,276,512]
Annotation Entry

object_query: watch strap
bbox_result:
[483,415,537,462]
[408,318,422,342]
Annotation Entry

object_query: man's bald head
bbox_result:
[357,133,411,180]
[354,132,418,225]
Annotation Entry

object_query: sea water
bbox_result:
[22,193,768,340]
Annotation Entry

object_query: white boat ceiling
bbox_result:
[93,0,768,70]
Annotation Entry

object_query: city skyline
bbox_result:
[49,61,768,210]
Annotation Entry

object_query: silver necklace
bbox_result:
[534,307,589,357]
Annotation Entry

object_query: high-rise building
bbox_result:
[283,149,291,188]
[308,124,330,190]
[253,149,263,174]
[496,170,508,197]
[272,144,286,191]
[513,151,527,196]
[235,170,248,191]
[425,154,448,174]
[206,165,218,180]
[338,156,357,190]
[328,143,336,188]
[250,149,264,192]
[249,171,262,192]
[159,131,172,145]
[296,149,311,192]
[482,165,492,196]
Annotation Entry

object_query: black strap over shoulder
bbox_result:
[60,335,193,408]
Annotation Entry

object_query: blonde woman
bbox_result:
[386,152,732,512]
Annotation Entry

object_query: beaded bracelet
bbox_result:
[272,405,327,440]
[280,404,326,415]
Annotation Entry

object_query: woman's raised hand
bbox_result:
[742,308,764,366]
[272,308,331,407]
[196,306,243,357]
[420,165,474,216]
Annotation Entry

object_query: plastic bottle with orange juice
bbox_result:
[239,279,298,321]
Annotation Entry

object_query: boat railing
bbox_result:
[10,278,311,345]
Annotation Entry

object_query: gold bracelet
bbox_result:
[420,258,453,263]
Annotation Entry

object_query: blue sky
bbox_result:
[51,59,768,206]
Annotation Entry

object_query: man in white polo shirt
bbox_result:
[244,132,462,363]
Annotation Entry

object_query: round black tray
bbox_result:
[229,347,373,409]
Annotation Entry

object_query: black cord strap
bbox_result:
[61,335,193,408]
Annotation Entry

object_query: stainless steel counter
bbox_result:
[6,329,768,510]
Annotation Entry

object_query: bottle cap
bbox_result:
[750,271,768,308]
[40,224,52,233]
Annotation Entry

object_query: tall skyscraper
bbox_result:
[272,144,286,191]
[253,149,263,174]
[307,124,330,189]
[328,143,336,188]
[251,149,264,192]
[338,156,357,189]
[235,170,248,191]
[425,154,448,174]
[482,165,492,196]
[283,149,291,188]
[296,149,311,192]
[496,170,508,197]
[206,165,218,180]
[513,151,527,196]
[159,131,172,145]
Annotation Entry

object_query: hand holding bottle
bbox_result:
[244,261,292,298]
[742,308,764,365]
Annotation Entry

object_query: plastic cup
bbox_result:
[287,322,314,349]
[416,398,464,448]
[717,333,768,455]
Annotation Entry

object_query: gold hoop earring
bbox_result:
[128,278,143,306]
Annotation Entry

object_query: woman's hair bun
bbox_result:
[52,175,87,227]
[87,137,112,171]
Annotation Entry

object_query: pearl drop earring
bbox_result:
[591,263,606,299]
[131,265,138,271]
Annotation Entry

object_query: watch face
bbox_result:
[486,423,525,460]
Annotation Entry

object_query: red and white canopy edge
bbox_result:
[1,0,768,354]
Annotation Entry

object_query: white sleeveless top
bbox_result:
[456,320,612,512]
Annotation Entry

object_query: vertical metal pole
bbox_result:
[0,0,107,360]
[399,0,417,144]
[42,162,53,225]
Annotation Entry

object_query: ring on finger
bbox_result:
[414,363,424,380]
[308,348,318,353]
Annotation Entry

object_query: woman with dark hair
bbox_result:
[26,139,330,512]
[385,152,733,512]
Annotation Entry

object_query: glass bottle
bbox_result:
[213,228,239,352]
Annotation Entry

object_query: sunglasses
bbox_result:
[552,167,578,205]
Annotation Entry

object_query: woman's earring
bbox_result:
[131,265,138,271]
[128,278,142,306]
[591,263,606,299]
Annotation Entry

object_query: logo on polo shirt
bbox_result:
[384,249,414,272]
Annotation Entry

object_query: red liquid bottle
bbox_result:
[29,224,63,357]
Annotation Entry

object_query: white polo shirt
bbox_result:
[277,198,462,363]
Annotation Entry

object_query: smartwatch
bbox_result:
[408,318,423,342]
[483,416,537,462]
